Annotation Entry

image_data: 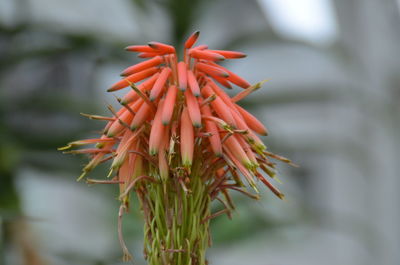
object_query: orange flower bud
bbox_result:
[180,107,194,168]
[235,104,268,136]
[187,70,200,97]
[149,67,171,101]
[108,67,159,92]
[177,62,188,91]
[185,88,202,128]
[121,56,163,76]
[184,31,200,49]
[149,100,166,155]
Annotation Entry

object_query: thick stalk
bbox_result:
[140,175,210,265]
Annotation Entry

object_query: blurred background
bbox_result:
[1,0,400,264]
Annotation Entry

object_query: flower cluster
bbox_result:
[61,31,293,261]
[61,30,293,201]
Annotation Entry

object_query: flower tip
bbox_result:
[179,86,186,92]
[184,31,201,49]
[106,168,114,178]
[244,161,254,170]
[122,253,133,262]
[149,148,158,156]
[58,144,71,151]
[250,183,259,193]
[162,120,170,126]
[107,84,121,92]
[256,143,266,151]
[193,122,202,128]
[183,160,192,169]
[77,171,87,182]
[215,152,223,158]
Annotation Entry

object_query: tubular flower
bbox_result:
[61,31,294,265]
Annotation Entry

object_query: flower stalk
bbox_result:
[142,174,210,265]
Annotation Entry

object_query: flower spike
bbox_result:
[61,31,293,264]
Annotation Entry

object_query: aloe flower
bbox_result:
[61,31,293,264]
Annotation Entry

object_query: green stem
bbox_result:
[141,175,210,265]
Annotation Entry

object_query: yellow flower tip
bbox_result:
[106,169,114,178]
[182,159,192,169]
[244,161,254,170]
[58,144,72,151]
[222,124,234,134]
[95,143,105,149]
[259,79,270,86]
[272,175,283,184]
[77,171,88,182]
[256,143,266,151]
[250,183,259,194]
[251,162,260,170]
